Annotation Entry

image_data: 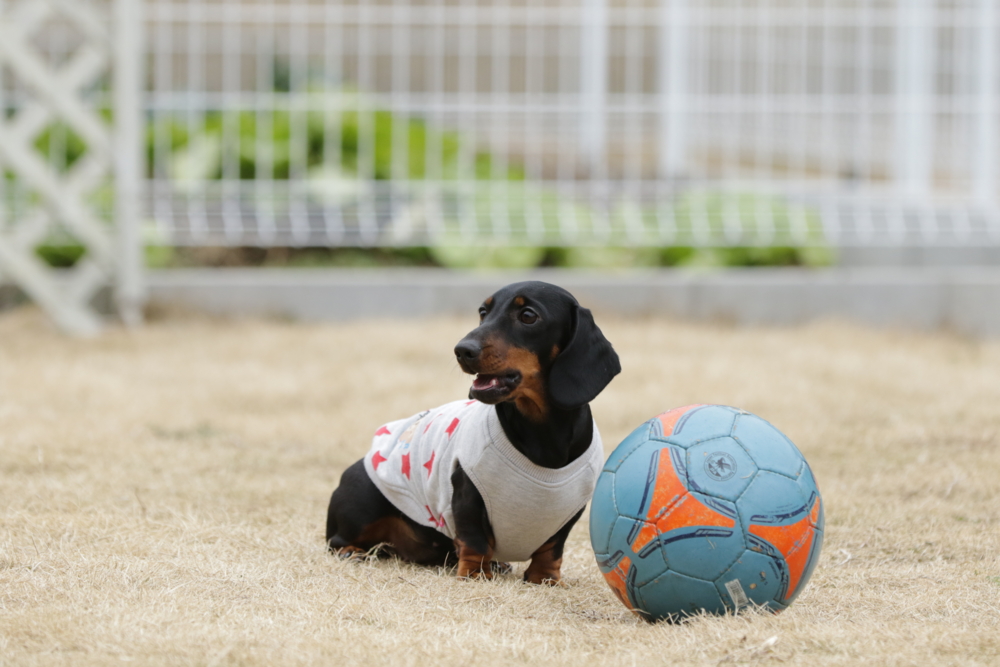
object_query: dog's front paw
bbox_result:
[458,560,511,579]
[457,561,495,580]
[524,543,564,585]
[523,568,563,586]
[455,538,496,580]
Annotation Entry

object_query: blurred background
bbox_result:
[0,0,998,333]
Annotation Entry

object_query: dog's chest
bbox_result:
[364,399,604,562]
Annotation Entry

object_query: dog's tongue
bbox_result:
[473,374,499,390]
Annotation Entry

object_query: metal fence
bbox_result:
[6,0,1000,250]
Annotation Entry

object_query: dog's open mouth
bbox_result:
[470,371,521,402]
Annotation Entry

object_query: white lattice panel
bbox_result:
[0,0,143,334]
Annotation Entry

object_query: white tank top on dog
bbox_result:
[363,399,604,563]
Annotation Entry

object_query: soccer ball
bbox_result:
[590,405,823,621]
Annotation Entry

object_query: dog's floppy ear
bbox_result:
[549,305,621,410]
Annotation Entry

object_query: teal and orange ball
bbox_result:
[590,405,824,621]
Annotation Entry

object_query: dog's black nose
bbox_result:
[454,339,482,363]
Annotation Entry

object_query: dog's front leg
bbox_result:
[524,541,562,585]
[454,538,494,579]
[450,464,496,579]
[523,508,583,585]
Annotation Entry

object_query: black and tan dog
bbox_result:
[325,281,620,584]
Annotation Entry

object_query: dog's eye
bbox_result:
[479,307,487,321]
[519,309,539,325]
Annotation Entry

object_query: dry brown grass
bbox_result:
[1,305,999,667]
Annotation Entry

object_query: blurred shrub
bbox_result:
[35,244,87,268]
[148,98,523,184]
[548,247,662,269]
[26,89,831,270]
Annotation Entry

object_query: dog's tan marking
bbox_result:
[550,344,560,360]
[455,538,495,579]
[504,346,547,421]
[484,296,493,307]
[514,296,525,307]
[348,517,447,564]
[356,517,418,549]
[472,337,548,421]
[524,541,563,585]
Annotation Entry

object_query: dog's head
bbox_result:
[453,281,620,420]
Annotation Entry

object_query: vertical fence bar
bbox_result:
[819,0,835,184]
[580,0,607,173]
[853,1,875,244]
[524,12,538,231]
[974,0,997,207]
[322,2,344,244]
[856,0,873,184]
[689,3,711,244]
[620,0,646,244]
[791,2,809,182]
[753,0,774,244]
[660,0,688,179]
[390,0,410,199]
[151,0,173,243]
[491,0,511,239]
[721,0,743,244]
[523,2,543,242]
[556,4,575,188]
[458,0,479,241]
[895,0,934,198]
[752,0,772,184]
[428,0,444,186]
[288,0,309,244]
[356,2,376,243]
[115,0,145,326]
[187,0,207,241]
[557,7,578,242]
[221,0,243,243]
[622,0,644,184]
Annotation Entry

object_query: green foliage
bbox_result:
[145,245,176,269]
[35,245,86,268]
[426,189,832,270]
[34,242,177,270]
[24,84,831,270]
[158,246,436,269]
[268,247,436,268]
[660,246,697,266]
[34,125,89,169]
[548,246,662,269]
[147,101,523,184]
[668,191,832,266]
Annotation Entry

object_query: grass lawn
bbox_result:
[1,305,998,666]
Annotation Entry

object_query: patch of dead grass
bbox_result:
[1,306,999,666]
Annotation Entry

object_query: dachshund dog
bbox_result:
[325,281,620,584]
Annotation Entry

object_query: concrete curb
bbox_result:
[147,267,1000,337]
